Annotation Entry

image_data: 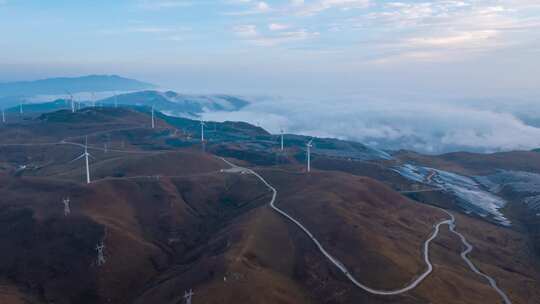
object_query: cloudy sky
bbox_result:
[1,0,540,153]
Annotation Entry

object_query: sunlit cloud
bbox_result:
[233,24,319,46]
[136,0,193,10]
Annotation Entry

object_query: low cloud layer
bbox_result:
[202,95,540,154]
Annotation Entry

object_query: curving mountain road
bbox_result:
[220,158,512,302]
[442,210,512,304]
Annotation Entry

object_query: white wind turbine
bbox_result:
[151,105,155,129]
[280,129,284,151]
[91,92,96,107]
[19,102,24,115]
[1,108,5,123]
[71,137,93,184]
[200,119,206,142]
[306,139,313,173]
[66,91,75,113]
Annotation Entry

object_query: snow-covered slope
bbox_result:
[394,164,510,226]
[477,170,540,212]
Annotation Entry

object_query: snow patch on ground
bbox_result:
[476,170,540,212]
[394,164,511,226]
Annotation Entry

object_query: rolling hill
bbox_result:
[0,107,538,304]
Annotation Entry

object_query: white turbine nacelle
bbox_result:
[184,289,194,304]
[71,137,93,184]
[306,139,313,173]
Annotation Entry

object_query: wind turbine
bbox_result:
[280,129,284,151]
[71,137,93,184]
[151,105,155,129]
[306,139,313,173]
[1,108,5,123]
[91,92,96,107]
[19,102,23,115]
[200,119,206,142]
[66,91,75,113]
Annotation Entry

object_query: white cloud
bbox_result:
[224,0,273,15]
[137,0,193,10]
[233,24,319,46]
[202,96,540,154]
[233,24,258,38]
[257,1,271,12]
[356,1,540,64]
[269,23,290,31]
[296,0,371,16]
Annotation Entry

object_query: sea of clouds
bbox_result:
[201,94,540,154]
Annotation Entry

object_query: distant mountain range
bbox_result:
[2,90,250,118]
[99,90,249,116]
[0,75,250,116]
[0,75,155,98]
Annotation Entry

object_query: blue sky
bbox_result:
[1,0,540,153]
[1,0,539,96]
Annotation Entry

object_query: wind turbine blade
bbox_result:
[69,154,86,163]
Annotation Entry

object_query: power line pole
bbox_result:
[183,289,194,304]
[62,197,71,216]
[96,242,106,266]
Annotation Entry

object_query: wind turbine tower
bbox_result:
[2,108,5,123]
[19,103,23,115]
[70,94,75,113]
[151,105,155,129]
[200,119,206,143]
[62,197,71,216]
[306,139,313,173]
[184,289,194,304]
[91,92,96,107]
[68,92,75,113]
[280,129,284,151]
[71,137,93,184]
[96,242,106,266]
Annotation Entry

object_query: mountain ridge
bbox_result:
[0,75,155,98]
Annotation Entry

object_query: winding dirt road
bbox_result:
[220,158,512,302]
